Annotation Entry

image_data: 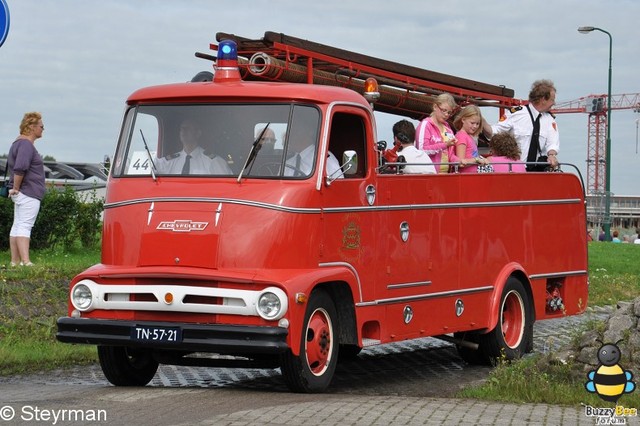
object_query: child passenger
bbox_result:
[453,105,488,173]
[393,120,436,174]
[415,93,459,173]
[488,132,526,172]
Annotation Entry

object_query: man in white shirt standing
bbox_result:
[394,120,436,174]
[482,79,559,171]
[156,119,231,175]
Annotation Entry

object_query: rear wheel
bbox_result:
[479,278,532,364]
[280,289,338,393]
[98,346,159,386]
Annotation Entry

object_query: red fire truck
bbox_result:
[57,32,589,393]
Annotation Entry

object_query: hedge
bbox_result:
[0,185,104,251]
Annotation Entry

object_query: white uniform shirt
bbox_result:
[285,145,343,178]
[156,146,232,175]
[491,105,559,161]
[398,145,436,174]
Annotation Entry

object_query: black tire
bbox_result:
[280,289,339,393]
[98,346,159,386]
[479,277,532,365]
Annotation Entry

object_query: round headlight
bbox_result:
[72,283,93,311]
[257,292,282,320]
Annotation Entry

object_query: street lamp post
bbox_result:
[578,26,613,241]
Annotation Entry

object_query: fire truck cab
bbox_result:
[57,33,589,393]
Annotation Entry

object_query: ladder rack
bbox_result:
[198,31,521,119]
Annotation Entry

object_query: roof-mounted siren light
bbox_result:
[213,39,241,82]
[363,77,380,105]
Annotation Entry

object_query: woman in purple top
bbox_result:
[7,112,46,267]
[488,132,526,173]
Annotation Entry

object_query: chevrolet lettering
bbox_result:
[157,220,209,232]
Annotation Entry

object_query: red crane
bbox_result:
[552,93,640,194]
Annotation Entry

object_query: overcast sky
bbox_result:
[1,0,638,194]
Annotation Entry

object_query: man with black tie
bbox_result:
[156,119,231,175]
[284,131,342,179]
[482,79,559,171]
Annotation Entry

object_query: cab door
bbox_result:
[320,107,378,303]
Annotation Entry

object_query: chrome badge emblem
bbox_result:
[157,220,208,232]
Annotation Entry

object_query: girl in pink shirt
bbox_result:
[415,93,459,173]
[453,105,486,173]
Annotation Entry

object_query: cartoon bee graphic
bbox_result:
[585,340,635,403]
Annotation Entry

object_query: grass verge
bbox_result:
[587,242,640,306]
[457,242,640,406]
[0,336,96,376]
[0,247,101,375]
[458,354,640,408]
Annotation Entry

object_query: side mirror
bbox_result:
[326,150,357,186]
[342,150,358,176]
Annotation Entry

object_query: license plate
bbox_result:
[131,325,182,343]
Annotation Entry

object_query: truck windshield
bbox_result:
[112,103,321,179]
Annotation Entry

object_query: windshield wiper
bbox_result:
[237,122,269,183]
[139,129,157,181]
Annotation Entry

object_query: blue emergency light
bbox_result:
[213,39,241,82]
[218,40,237,61]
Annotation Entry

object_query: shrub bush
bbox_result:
[31,186,79,250]
[75,190,104,248]
[0,185,103,251]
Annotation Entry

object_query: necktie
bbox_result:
[527,113,541,165]
[182,154,191,175]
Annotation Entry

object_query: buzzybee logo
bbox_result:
[585,340,635,403]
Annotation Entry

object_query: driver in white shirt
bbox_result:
[156,119,231,175]
[284,131,343,179]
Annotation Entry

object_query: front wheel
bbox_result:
[98,346,159,386]
[480,278,532,365]
[280,289,339,393]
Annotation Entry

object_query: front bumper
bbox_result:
[56,317,289,355]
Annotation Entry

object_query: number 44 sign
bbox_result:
[127,151,156,175]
